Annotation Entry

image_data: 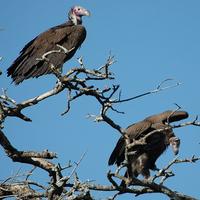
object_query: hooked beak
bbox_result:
[169,137,180,155]
[83,9,91,16]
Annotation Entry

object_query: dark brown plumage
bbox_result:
[7,6,90,84]
[108,110,188,184]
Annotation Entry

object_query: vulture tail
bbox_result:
[108,137,125,166]
[166,110,189,123]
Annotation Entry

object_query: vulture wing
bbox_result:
[126,120,152,139]
[108,121,152,166]
[108,110,189,167]
[145,110,189,124]
[109,110,189,184]
[7,22,86,84]
[160,110,189,123]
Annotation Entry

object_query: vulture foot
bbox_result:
[56,44,75,54]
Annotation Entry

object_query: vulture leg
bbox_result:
[120,169,137,187]
[132,153,151,179]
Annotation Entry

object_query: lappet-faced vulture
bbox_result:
[7,6,90,84]
[108,110,188,184]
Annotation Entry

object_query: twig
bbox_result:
[0,56,2,75]
[69,151,87,179]
[174,155,200,164]
[166,106,181,125]
[113,79,181,104]
[25,167,37,181]
[153,155,200,184]
[0,88,17,105]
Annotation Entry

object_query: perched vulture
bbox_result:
[7,6,90,84]
[108,110,188,184]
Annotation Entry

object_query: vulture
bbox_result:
[108,110,189,185]
[7,6,90,84]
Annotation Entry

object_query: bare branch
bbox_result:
[1,47,199,200]
[113,79,181,104]
[172,117,200,128]
[106,172,198,200]
[0,183,44,199]
[0,129,57,175]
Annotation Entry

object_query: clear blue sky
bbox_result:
[1,1,200,199]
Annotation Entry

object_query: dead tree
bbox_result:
[0,49,200,200]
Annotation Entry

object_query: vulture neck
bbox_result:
[68,13,82,25]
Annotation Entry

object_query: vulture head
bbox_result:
[68,6,90,25]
